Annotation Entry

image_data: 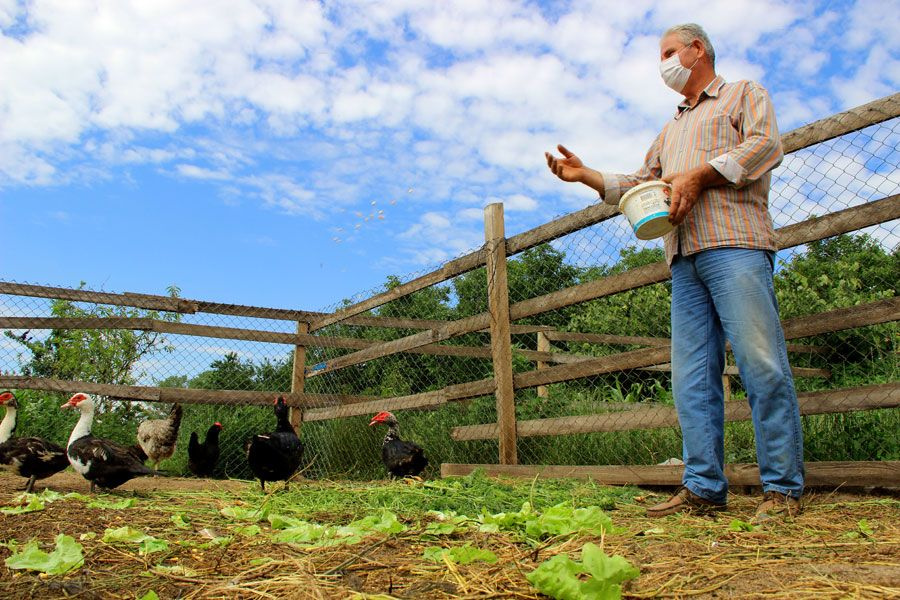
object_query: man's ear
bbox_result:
[693,39,706,61]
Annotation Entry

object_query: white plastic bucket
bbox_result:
[618,180,674,240]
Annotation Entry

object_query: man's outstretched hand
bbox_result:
[545,145,586,183]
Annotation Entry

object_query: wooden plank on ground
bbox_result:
[440,461,900,487]
[451,381,900,441]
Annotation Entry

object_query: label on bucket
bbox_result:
[640,190,668,211]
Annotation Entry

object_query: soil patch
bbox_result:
[0,472,897,599]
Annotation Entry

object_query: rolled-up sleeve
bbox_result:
[709,82,783,187]
[600,131,664,205]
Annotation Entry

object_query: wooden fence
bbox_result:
[1,92,898,487]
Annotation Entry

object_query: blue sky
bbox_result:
[2,0,898,313]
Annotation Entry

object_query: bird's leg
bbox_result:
[25,475,37,494]
[153,461,159,477]
[259,480,265,492]
[90,481,96,494]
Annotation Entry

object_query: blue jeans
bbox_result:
[671,248,804,503]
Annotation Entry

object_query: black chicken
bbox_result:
[0,392,69,493]
[246,397,303,491]
[62,393,154,492]
[368,411,428,479]
[188,422,222,477]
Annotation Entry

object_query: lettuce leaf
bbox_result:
[4,534,84,575]
[526,543,639,600]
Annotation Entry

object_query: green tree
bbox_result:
[775,233,898,369]
[189,352,257,391]
[4,284,182,416]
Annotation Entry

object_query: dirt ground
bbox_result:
[0,471,898,599]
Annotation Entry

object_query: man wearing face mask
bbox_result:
[545,23,804,522]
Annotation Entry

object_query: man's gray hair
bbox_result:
[664,23,716,67]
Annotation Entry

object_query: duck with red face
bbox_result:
[369,411,428,479]
[62,392,154,492]
[0,391,69,493]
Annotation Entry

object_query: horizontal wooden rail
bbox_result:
[302,346,671,422]
[543,332,827,355]
[544,332,669,346]
[440,460,900,487]
[305,194,899,378]
[0,317,557,364]
[450,381,899,441]
[641,363,829,378]
[0,375,378,409]
[781,92,900,154]
[782,296,900,340]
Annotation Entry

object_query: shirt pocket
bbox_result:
[696,113,741,154]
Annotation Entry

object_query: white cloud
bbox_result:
[1,0,895,287]
[501,194,538,212]
[457,207,484,221]
[176,164,232,181]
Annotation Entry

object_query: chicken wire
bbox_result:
[0,100,897,482]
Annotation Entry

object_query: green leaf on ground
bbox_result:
[170,514,190,528]
[527,542,639,600]
[423,543,498,565]
[728,519,756,532]
[1,496,45,515]
[152,564,199,577]
[138,591,160,600]
[234,524,262,537]
[220,505,269,522]
[88,497,136,509]
[525,503,616,538]
[857,519,874,537]
[103,526,169,555]
[4,534,84,575]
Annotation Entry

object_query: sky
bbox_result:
[2,0,899,314]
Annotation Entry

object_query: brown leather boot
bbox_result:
[752,491,801,524]
[646,487,727,517]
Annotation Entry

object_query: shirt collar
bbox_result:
[674,75,726,118]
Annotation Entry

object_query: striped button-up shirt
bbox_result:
[601,75,784,265]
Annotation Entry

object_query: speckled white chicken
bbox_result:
[136,403,182,472]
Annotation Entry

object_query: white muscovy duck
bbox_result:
[0,391,69,493]
[61,392,154,492]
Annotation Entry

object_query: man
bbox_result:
[545,23,804,522]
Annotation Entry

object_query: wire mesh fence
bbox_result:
[0,95,897,484]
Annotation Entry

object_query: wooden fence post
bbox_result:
[484,203,518,465]
[536,331,550,399]
[290,321,309,431]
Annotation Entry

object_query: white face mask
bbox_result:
[659,45,699,93]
